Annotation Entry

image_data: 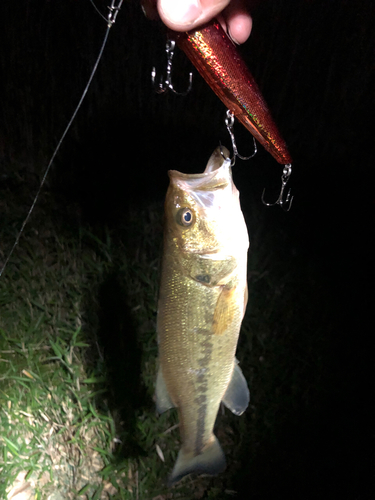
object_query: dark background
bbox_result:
[0,0,373,498]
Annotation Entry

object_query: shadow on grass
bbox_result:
[95,272,149,460]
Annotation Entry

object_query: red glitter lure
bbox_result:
[170,20,292,166]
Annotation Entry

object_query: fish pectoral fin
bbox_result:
[155,367,175,414]
[168,435,226,486]
[212,285,237,335]
[222,361,250,416]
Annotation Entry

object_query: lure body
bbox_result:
[171,20,292,165]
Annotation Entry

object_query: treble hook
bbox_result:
[261,164,294,211]
[223,110,257,166]
[152,40,193,96]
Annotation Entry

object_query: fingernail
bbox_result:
[160,0,202,26]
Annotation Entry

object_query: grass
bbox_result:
[0,211,117,499]
[0,182,247,499]
[0,190,145,497]
[0,153,332,499]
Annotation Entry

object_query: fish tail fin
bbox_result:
[168,435,226,486]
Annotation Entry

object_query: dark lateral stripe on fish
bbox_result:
[195,396,207,454]
[194,371,209,455]
[195,334,213,454]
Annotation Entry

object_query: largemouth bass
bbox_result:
[156,146,250,485]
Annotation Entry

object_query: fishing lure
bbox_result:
[153,19,293,209]
[170,20,292,166]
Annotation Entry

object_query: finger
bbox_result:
[223,0,253,44]
[157,0,231,31]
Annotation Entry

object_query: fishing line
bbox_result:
[0,0,123,279]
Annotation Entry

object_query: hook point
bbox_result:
[262,164,294,211]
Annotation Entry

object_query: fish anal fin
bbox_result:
[155,367,175,414]
[222,361,250,416]
[168,435,226,486]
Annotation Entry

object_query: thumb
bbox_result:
[158,0,231,31]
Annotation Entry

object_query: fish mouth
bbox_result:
[168,147,232,192]
[168,169,230,193]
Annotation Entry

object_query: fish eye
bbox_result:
[176,207,195,227]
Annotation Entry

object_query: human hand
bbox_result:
[142,0,253,44]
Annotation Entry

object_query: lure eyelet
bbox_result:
[176,207,195,227]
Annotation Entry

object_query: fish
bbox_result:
[170,20,292,165]
[156,146,250,485]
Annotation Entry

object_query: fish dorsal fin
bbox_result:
[155,367,175,414]
[204,146,230,173]
[222,361,250,416]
